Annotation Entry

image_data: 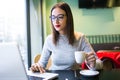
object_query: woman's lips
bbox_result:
[55,25,60,28]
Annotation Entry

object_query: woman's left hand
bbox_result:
[86,52,96,68]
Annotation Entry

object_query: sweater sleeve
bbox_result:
[38,35,52,68]
[78,34,103,70]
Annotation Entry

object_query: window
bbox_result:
[0,0,28,68]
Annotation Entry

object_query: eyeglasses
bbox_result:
[50,14,66,21]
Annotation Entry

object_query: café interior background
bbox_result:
[36,0,120,62]
[0,0,120,68]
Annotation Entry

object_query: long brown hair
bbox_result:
[50,2,75,45]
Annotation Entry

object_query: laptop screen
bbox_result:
[0,42,28,80]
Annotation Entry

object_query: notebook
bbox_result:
[0,42,59,80]
[0,42,28,80]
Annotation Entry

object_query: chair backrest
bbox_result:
[34,54,51,69]
[34,54,41,63]
[97,50,120,69]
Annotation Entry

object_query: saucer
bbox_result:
[80,70,99,76]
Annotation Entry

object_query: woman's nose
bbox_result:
[55,18,59,24]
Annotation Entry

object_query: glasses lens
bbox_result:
[50,14,65,21]
[50,15,55,21]
[58,14,64,20]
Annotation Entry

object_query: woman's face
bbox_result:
[51,7,67,34]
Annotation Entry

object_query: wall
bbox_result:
[42,0,57,39]
[43,0,120,36]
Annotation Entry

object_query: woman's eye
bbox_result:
[58,16,64,19]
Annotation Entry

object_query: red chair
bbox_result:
[97,50,120,69]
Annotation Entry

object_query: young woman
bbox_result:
[30,2,103,73]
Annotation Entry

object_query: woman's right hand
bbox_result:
[30,63,46,73]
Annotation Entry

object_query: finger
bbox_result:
[87,59,96,68]
[86,55,96,64]
[88,55,96,61]
[88,52,94,56]
[35,63,40,71]
[30,65,36,72]
[36,63,45,73]
[31,63,39,72]
[30,67,36,72]
[86,52,93,58]
[39,66,45,73]
[87,52,95,58]
[29,67,34,72]
[87,54,95,60]
[89,62,95,68]
[88,58,96,63]
[35,63,42,72]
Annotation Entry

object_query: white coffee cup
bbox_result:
[74,51,86,64]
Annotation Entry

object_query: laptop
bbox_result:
[0,42,28,80]
[27,70,59,80]
[0,42,58,80]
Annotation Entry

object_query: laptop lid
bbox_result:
[0,42,28,80]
